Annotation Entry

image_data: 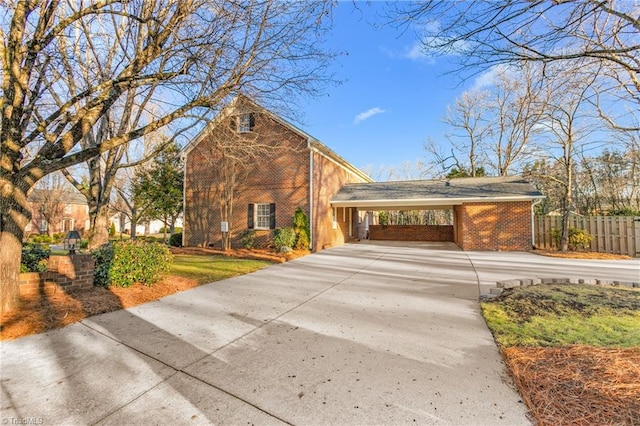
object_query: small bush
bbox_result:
[31,234,52,244]
[292,207,310,250]
[550,227,593,250]
[21,243,50,273]
[109,241,173,287]
[239,230,256,249]
[109,223,116,237]
[169,233,182,247]
[295,231,310,250]
[568,228,592,250]
[272,227,296,252]
[159,226,182,234]
[378,211,389,226]
[92,243,115,287]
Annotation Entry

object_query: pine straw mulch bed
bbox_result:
[1,248,309,341]
[503,345,640,425]
[0,276,201,341]
[530,249,632,260]
[169,246,310,262]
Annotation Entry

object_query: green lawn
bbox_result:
[168,254,272,284]
[481,284,640,347]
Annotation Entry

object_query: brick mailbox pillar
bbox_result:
[19,254,95,294]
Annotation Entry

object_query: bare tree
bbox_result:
[0,0,336,312]
[441,89,491,177]
[361,161,430,182]
[533,63,604,251]
[390,0,639,86]
[484,63,547,175]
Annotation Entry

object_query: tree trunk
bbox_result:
[131,209,138,240]
[0,181,31,313]
[559,197,570,252]
[86,204,110,250]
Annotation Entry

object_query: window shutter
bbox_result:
[248,113,255,131]
[247,204,254,229]
[269,203,276,229]
[230,116,237,131]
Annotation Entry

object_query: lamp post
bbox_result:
[64,230,82,255]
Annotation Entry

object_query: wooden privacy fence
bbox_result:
[534,216,640,257]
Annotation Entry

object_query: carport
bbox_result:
[331,176,545,251]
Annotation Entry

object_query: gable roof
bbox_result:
[182,95,371,182]
[28,188,87,205]
[331,176,544,209]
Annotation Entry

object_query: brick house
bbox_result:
[331,177,544,251]
[182,96,372,251]
[25,189,90,237]
[183,97,543,252]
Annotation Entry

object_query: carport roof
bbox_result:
[331,176,544,209]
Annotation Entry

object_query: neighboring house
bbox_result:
[183,96,544,252]
[25,188,90,236]
[183,96,372,251]
[109,213,184,235]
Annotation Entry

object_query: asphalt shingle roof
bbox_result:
[331,176,544,204]
[27,189,87,205]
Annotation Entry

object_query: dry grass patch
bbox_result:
[482,284,640,425]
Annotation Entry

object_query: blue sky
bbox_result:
[300,2,471,174]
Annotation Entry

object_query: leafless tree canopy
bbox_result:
[390,0,639,78]
[0,0,336,312]
[2,0,334,186]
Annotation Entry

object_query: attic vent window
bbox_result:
[238,113,254,133]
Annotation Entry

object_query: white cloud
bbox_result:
[354,107,387,125]
[404,42,427,60]
[472,63,515,90]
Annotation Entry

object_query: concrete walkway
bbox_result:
[2,242,638,425]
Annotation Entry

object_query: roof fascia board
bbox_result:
[182,97,239,157]
[331,195,545,208]
[310,141,372,183]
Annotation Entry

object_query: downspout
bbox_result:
[181,152,187,248]
[308,140,314,251]
[531,198,543,248]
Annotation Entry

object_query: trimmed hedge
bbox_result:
[92,243,114,287]
[21,243,50,273]
[93,241,172,287]
[169,233,182,247]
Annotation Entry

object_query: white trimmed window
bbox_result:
[256,203,271,229]
[238,113,254,133]
[247,203,275,230]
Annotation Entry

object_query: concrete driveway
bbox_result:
[2,242,638,425]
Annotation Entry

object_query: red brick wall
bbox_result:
[19,254,94,294]
[369,225,454,242]
[311,153,368,251]
[184,106,309,248]
[185,101,370,251]
[456,201,532,251]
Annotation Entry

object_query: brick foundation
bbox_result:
[19,254,95,294]
[369,225,454,242]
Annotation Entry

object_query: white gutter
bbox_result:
[181,152,187,247]
[531,198,543,248]
[308,141,314,251]
[331,195,545,209]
